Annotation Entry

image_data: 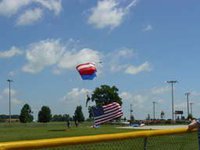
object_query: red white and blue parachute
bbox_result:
[76,62,97,80]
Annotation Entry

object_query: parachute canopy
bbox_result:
[76,62,97,80]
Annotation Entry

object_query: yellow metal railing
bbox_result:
[0,127,196,150]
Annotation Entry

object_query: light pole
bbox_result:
[167,80,178,122]
[130,104,133,120]
[185,92,190,118]
[153,101,156,120]
[190,102,193,116]
[7,79,13,124]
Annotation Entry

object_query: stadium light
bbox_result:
[7,79,13,124]
[166,80,178,122]
[190,102,193,116]
[185,92,190,118]
[153,101,157,120]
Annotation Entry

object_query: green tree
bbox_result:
[160,111,165,119]
[19,104,33,123]
[52,114,71,122]
[74,106,85,122]
[88,106,94,119]
[38,106,52,122]
[91,85,122,106]
[187,113,193,120]
[130,115,135,124]
[146,114,151,120]
[52,114,62,121]
[63,114,71,121]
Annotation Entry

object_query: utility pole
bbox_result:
[7,79,13,124]
[185,92,190,118]
[190,102,193,116]
[130,104,133,120]
[153,101,156,120]
[167,80,178,122]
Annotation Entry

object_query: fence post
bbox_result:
[144,137,148,150]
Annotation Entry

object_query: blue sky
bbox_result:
[0,0,200,120]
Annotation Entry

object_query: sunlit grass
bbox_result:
[0,122,133,142]
[0,122,198,150]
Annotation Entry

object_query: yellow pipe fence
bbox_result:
[0,127,195,150]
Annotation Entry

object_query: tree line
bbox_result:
[1,85,122,123]
[18,104,85,123]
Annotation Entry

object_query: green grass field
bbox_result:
[0,122,133,142]
[0,122,198,150]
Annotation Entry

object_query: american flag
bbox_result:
[92,102,123,126]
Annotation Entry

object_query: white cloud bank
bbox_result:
[35,0,62,15]
[108,48,152,75]
[0,0,62,25]
[22,39,101,74]
[125,62,152,75]
[61,88,92,116]
[2,39,151,76]
[0,47,23,58]
[21,39,151,75]
[16,8,43,26]
[88,0,138,29]
[22,39,65,73]
[1,88,23,105]
[0,0,32,17]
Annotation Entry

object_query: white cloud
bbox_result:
[8,71,17,77]
[3,88,16,96]
[151,86,170,95]
[119,88,176,119]
[0,46,23,58]
[1,88,23,105]
[35,0,62,15]
[0,0,32,17]
[106,48,151,75]
[16,8,43,26]
[62,88,89,102]
[22,39,65,73]
[22,39,102,74]
[120,91,153,119]
[12,98,23,105]
[120,92,148,108]
[174,102,186,111]
[88,0,138,29]
[0,0,62,26]
[108,48,136,72]
[20,39,148,76]
[125,61,152,75]
[142,24,153,32]
[61,88,92,116]
[58,48,101,70]
[117,48,135,58]
[110,64,127,72]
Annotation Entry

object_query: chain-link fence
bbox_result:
[0,128,198,150]
[36,132,198,150]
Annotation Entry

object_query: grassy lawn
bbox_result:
[0,122,133,142]
[0,122,198,149]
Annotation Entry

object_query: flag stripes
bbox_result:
[76,62,97,80]
[76,63,96,70]
[93,102,123,126]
